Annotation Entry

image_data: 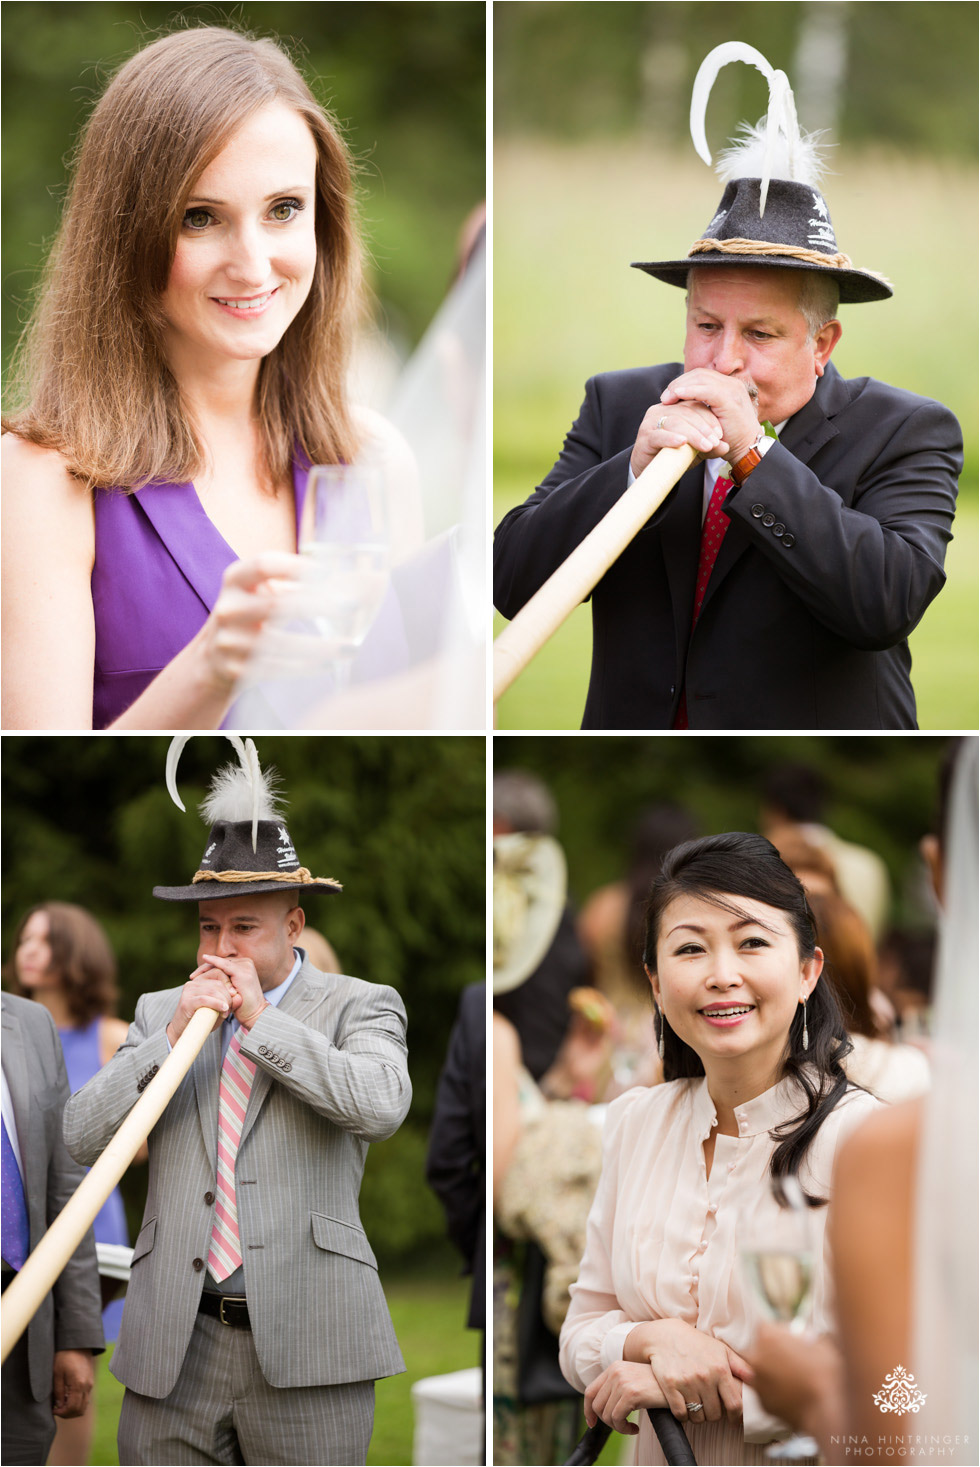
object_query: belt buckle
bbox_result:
[218,1296,236,1327]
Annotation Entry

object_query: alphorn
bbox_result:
[0,1005,216,1363]
[493,442,697,704]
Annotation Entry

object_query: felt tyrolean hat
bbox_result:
[153,736,342,903]
[633,42,892,305]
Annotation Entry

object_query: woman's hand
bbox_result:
[584,1360,668,1435]
[747,1322,843,1444]
[625,1318,752,1425]
[198,551,301,692]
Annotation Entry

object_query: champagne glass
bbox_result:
[299,464,391,694]
[740,1177,820,1463]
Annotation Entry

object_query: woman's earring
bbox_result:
[657,1008,665,1061]
[801,996,809,1052]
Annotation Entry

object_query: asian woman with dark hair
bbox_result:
[559,833,879,1466]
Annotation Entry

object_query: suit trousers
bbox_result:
[1,1330,56,1467]
[118,1313,375,1466]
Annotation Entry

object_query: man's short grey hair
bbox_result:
[795,272,840,338]
[686,266,839,339]
[492,770,558,835]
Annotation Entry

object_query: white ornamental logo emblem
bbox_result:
[872,1365,927,1415]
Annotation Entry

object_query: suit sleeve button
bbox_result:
[761,512,775,527]
[192,1257,204,1272]
[782,533,796,548]
[283,1063,292,1073]
[772,523,785,537]
[750,503,765,518]
[204,1191,215,1206]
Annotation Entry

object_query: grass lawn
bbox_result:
[88,1267,476,1466]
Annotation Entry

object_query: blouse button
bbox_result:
[727,1162,736,1173]
[708,1203,718,1214]
[698,1240,707,1252]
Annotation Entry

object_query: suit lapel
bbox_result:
[659,462,705,676]
[237,961,328,1149]
[194,1026,224,1171]
[134,482,235,612]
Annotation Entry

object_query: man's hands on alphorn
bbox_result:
[166,969,236,1046]
[167,955,270,1046]
[630,369,761,477]
[195,953,270,1031]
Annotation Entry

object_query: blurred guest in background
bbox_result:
[493,771,590,1081]
[5,902,135,1466]
[427,982,486,1348]
[760,763,891,940]
[770,836,931,1102]
[807,888,930,1104]
[1,992,105,1466]
[579,803,698,1094]
[493,831,612,1466]
[297,926,342,976]
[875,927,935,1044]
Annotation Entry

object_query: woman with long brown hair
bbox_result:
[2,26,412,730]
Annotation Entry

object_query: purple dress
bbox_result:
[59,1019,130,1341]
[91,464,309,729]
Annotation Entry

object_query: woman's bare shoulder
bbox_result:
[2,433,94,547]
[2,433,90,504]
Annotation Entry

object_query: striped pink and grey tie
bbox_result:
[207,1029,257,1282]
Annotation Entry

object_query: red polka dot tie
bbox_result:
[673,474,733,729]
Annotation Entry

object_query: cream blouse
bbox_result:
[559,1072,881,1466]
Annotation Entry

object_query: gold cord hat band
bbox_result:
[192,868,341,887]
[688,236,892,287]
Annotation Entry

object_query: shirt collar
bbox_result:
[693,1069,813,1139]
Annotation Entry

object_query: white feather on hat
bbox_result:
[690,41,829,213]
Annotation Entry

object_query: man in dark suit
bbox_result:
[1,993,105,1467]
[494,71,962,731]
[425,982,485,1336]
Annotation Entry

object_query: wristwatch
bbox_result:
[728,429,769,487]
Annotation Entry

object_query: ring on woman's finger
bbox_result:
[685,1402,704,1416]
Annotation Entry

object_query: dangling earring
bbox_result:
[657,1007,665,1061]
[801,995,809,1052]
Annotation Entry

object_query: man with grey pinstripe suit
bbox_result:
[64,800,411,1466]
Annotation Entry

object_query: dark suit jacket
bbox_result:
[1,994,104,1400]
[494,362,962,729]
[425,983,485,1330]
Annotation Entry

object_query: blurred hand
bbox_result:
[747,1321,843,1440]
[52,1349,94,1418]
[200,552,302,692]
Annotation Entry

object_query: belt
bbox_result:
[198,1291,251,1328]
